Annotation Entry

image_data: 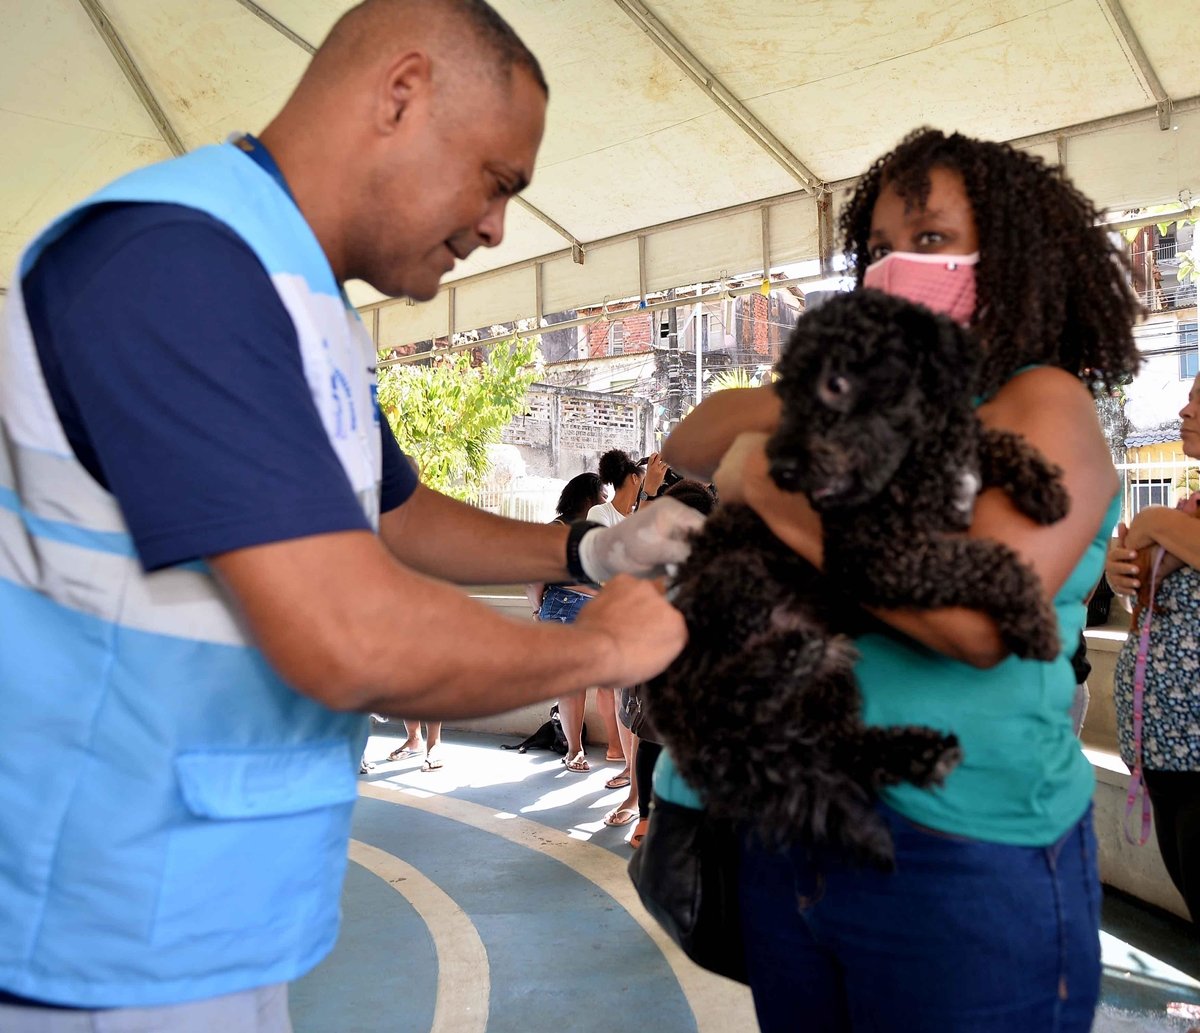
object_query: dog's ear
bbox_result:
[903,306,979,404]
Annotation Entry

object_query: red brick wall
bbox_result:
[583,313,655,358]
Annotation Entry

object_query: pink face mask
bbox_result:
[862,251,979,325]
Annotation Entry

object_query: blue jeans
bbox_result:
[739,804,1100,1032]
[538,586,591,624]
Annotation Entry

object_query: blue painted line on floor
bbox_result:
[291,855,438,1033]
[333,795,698,1033]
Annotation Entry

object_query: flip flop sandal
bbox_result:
[629,818,650,849]
[604,774,631,789]
[603,807,639,827]
[563,753,590,772]
[421,757,444,772]
[388,746,422,761]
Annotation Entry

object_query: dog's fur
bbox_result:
[647,290,1069,867]
[500,704,588,756]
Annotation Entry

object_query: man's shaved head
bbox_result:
[308,0,547,97]
[258,0,548,299]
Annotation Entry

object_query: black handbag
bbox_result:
[627,795,747,984]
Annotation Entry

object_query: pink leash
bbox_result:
[1123,545,1166,846]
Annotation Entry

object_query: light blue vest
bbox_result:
[0,143,381,1007]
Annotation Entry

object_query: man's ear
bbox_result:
[375,50,433,133]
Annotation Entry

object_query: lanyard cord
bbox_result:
[1123,545,1166,846]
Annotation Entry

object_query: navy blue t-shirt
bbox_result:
[21,202,416,572]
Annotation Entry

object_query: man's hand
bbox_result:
[573,575,688,686]
[577,497,705,582]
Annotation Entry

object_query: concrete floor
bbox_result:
[290,730,1199,1033]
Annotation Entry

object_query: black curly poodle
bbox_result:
[647,290,1069,868]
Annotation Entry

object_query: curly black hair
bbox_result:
[598,449,640,489]
[839,128,1142,397]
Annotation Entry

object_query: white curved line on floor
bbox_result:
[357,783,755,1033]
[348,838,490,1033]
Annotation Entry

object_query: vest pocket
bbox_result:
[153,742,359,955]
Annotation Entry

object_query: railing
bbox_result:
[1115,451,1199,528]
[469,485,561,524]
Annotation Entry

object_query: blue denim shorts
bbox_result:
[538,586,591,625]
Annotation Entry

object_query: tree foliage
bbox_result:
[377,337,540,499]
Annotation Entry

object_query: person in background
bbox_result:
[664,127,1141,1031]
[627,478,717,848]
[528,472,604,771]
[387,719,445,771]
[1106,372,1200,924]
[589,449,669,820]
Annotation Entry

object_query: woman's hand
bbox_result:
[713,432,825,567]
[642,452,669,497]
[1105,523,1141,597]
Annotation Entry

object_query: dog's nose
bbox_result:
[769,458,801,490]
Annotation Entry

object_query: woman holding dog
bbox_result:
[663,128,1141,1031]
[1105,374,1200,924]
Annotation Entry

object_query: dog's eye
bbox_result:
[826,375,850,396]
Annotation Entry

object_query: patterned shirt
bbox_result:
[1115,564,1200,772]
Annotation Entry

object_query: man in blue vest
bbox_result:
[0,1,699,1028]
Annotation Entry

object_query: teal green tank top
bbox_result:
[857,489,1119,845]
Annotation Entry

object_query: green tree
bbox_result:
[377,337,539,499]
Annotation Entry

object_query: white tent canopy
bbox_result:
[3,0,1198,347]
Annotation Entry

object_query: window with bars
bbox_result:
[1181,322,1198,379]
[1131,479,1172,516]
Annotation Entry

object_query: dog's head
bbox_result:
[765,290,979,509]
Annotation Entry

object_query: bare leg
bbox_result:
[422,722,444,771]
[387,720,424,762]
[558,690,588,769]
[604,715,643,830]
[595,687,624,762]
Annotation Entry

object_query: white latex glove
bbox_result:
[577,497,706,582]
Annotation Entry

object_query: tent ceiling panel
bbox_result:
[741,0,1160,183]
[454,264,538,332]
[377,293,448,349]
[542,237,641,315]
[524,110,798,243]
[767,195,822,269]
[1064,106,1200,213]
[1119,0,1194,102]
[644,207,769,294]
[3,0,1198,333]
[103,0,308,150]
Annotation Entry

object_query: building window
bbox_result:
[1182,349,1199,380]
[1131,479,1172,517]
[608,321,624,356]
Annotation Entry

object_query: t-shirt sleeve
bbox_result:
[379,416,418,513]
[23,203,388,571]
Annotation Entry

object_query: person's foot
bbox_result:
[421,747,443,772]
[603,807,639,827]
[604,750,625,763]
[563,751,590,772]
[359,758,375,774]
[629,817,649,848]
[604,771,631,789]
[388,739,423,761]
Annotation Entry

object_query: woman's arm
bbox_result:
[716,369,1117,668]
[1124,506,1200,569]
[662,385,781,479]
